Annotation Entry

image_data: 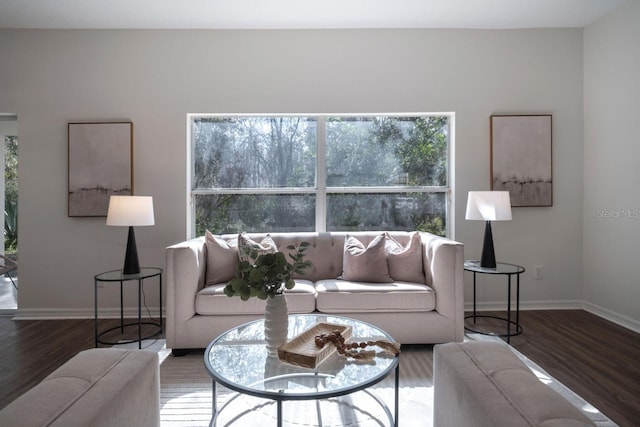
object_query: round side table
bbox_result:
[94,267,163,349]
[464,260,525,343]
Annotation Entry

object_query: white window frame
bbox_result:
[187,113,455,238]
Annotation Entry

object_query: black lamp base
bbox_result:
[123,226,140,275]
[480,221,497,268]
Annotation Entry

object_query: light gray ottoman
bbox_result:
[0,348,159,427]
[433,341,596,427]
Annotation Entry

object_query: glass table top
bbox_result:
[204,314,399,400]
[464,260,525,275]
[95,267,162,281]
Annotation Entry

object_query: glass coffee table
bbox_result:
[204,314,400,427]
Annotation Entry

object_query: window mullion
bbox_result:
[316,116,327,232]
[192,188,313,195]
[325,186,448,194]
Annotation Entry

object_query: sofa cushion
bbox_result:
[315,279,435,313]
[238,232,277,263]
[385,231,425,283]
[196,280,317,315]
[340,234,393,283]
[205,231,238,285]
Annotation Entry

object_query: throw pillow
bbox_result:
[205,230,238,285]
[238,233,277,264]
[385,232,426,283]
[340,234,393,283]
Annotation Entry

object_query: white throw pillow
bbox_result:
[237,233,277,264]
[339,234,393,283]
[385,232,425,283]
[205,230,238,285]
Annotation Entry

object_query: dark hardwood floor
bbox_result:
[466,310,640,427]
[1,310,639,426]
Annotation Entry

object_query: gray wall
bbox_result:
[0,26,618,327]
[584,1,640,329]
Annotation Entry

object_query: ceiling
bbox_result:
[0,0,625,30]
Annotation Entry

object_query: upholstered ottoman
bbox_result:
[0,348,159,427]
[433,341,595,427]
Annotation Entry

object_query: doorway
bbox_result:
[0,114,18,313]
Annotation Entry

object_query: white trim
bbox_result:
[448,113,456,239]
[189,113,453,238]
[192,188,315,195]
[326,186,448,194]
[465,299,584,312]
[316,116,327,232]
[464,299,640,334]
[12,307,165,320]
[186,114,195,238]
[12,302,639,334]
[193,186,448,195]
[583,301,640,334]
[191,112,453,119]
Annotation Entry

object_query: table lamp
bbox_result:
[465,191,512,268]
[106,195,155,275]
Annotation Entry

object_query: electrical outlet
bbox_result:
[534,265,543,280]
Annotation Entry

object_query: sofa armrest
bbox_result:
[0,348,160,427]
[165,237,206,349]
[420,232,464,341]
[434,342,596,426]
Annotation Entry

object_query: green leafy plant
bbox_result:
[224,241,312,301]
[4,203,18,253]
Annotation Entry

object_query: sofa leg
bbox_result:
[171,349,187,357]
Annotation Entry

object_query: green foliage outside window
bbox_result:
[5,136,18,254]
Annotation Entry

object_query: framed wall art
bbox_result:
[490,114,552,207]
[68,122,133,217]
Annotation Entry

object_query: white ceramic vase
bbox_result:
[264,293,288,357]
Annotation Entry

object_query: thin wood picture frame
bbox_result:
[490,114,552,207]
[68,121,134,217]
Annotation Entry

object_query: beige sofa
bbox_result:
[166,231,464,353]
[0,348,159,427]
[434,341,596,427]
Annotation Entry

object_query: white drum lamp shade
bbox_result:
[465,191,512,268]
[107,196,155,275]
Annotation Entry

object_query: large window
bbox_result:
[190,114,451,237]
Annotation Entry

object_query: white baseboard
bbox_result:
[465,299,584,312]
[12,307,164,320]
[582,301,640,334]
[465,299,640,334]
[10,302,640,335]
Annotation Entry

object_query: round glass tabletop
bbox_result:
[464,260,525,275]
[95,267,162,281]
[204,314,399,401]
